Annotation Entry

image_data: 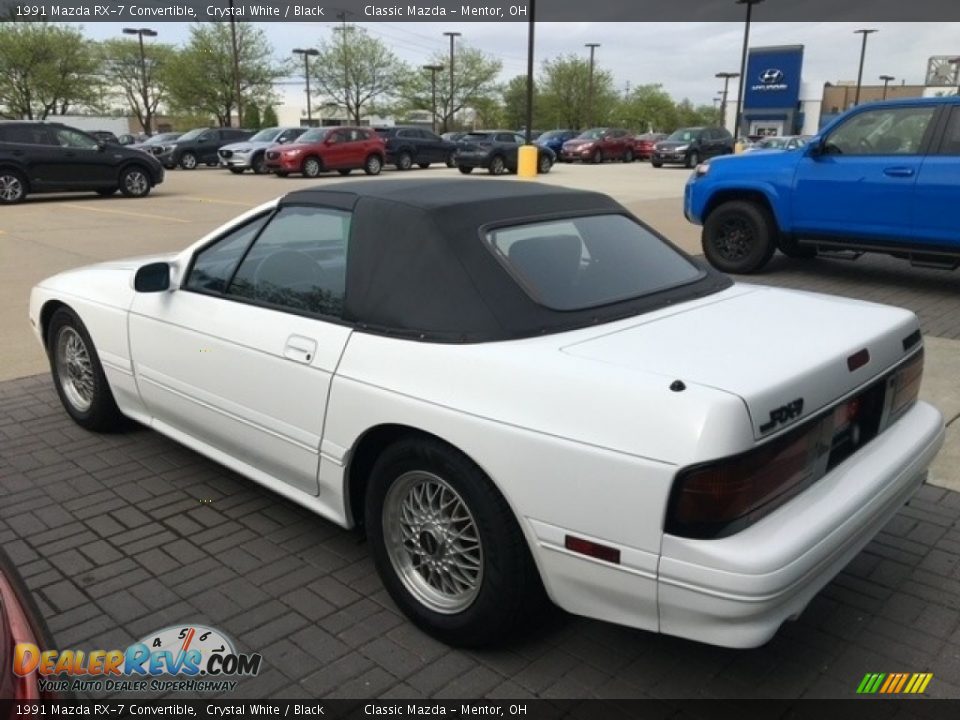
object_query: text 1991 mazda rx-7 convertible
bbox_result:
[29,179,943,648]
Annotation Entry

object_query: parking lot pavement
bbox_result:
[3,373,960,699]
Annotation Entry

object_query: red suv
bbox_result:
[265,126,386,177]
[632,132,667,161]
[561,128,634,163]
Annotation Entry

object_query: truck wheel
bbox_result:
[702,200,776,274]
[778,235,818,259]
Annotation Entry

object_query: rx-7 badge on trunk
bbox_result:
[760,398,804,434]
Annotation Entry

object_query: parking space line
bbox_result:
[186,197,255,207]
[61,204,190,223]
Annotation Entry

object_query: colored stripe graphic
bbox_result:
[857,672,932,694]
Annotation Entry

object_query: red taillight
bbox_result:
[0,571,42,700]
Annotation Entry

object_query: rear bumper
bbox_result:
[658,400,944,648]
[456,152,491,169]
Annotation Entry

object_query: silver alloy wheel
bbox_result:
[180,153,197,169]
[55,327,94,413]
[383,471,483,614]
[366,155,382,174]
[123,170,149,196]
[489,156,505,175]
[304,157,321,177]
[0,173,24,202]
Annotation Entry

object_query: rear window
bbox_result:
[485,215,703,311]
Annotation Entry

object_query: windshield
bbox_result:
[178,128,209,141]
[249,128,282,142]
[298,129,330,143]
[758,137,787,148]
[577,129,605,140]
[667,129,698,142]
[485,214,703,311]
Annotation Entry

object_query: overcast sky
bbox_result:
[75,22,960,105]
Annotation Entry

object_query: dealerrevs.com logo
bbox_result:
[14,624,262,694]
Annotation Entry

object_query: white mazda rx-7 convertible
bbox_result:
[30,179,943,648]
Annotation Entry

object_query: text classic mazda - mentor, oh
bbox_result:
[29,179,943,648]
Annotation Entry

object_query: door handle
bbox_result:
[283,335,317,364]
[883,167,915,178]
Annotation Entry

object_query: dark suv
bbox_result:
[154,127,253,170]
[375,126,457,170]
[0,121,164,204]
[652,127,734,168]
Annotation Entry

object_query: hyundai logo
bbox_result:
[760,68,784,85]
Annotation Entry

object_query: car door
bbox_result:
[193,129,219,164]
[128,205,354,496]
[913,105,960,248]
[49,126,116,187]
[791,104,937,241]
[322,129,352,169]
[419,129,444,163]
[0,125,63,189]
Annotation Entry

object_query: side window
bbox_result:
[936,109,960,155]
[54,128,98,149]
[825,106,936,156]
[423,130,441,142]
[0,125,55,145]
[496,133,517,143]
[226,206,351,318]
[185,215,270,293]
[329,130,348,144]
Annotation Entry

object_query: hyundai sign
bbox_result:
[744,46,804,109]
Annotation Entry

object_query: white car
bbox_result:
[29,179,944,648]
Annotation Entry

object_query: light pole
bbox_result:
[423,64,444,133]
[715,71,739,133]
[228,0,242,126]
[585,43,600,128]
[122,27,158,135]
[443,31,462,132]
[335,12,352,123]
[733,0,764,142]
[853,28,878,106]
[524,0,536,144]
[879,74,895,100]
[293,48,319,125]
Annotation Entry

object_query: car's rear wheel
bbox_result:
[366,438,545,647]
[458,166,473,174]
[446,152,457,168]
[488,155,506,175]
[778,235,818,259]
[365,154,383,176]
[702,200,777,274]
[302,156,322,178]
[686,151,700,169]
[119,167,151,198]
[0,169,27,204]
[537,154,552,174]
[418,163,431,169]
[47,307,123,432]
[623,149,634,163]
[179,152,197,170]
[228,167,245,175]
[251,154,268,175]
[397,152,413,171]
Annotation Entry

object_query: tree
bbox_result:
[502,75,535,130]
[398,44,502,132]
[100,38,175,135]
[262,105,279,127]
[310,24,407,125]
[165,23,286,127]
[617,84,680,132]
[538,55,618,130]
[244,103,261,129]
[0,24,100,119]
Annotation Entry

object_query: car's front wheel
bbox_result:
[365,154,384,176]
[119,167,152,198]
[538,154,552,174]
[488,155,506,175]
[366,438,544,647]
[47,307,123,432]
[179,152,198,170]
[252,154,268,175]
[686,151,700,169]
[0,169,27,204]
[302,156,322,178]
[396,152,413,171]
[702,200,777,274]
[446,152,457,168]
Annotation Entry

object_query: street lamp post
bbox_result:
[443,31,462,132]
[853,29,878,106]
[879,74,895,100]
[293,48,319,125]
[585,43,600,128]
[524,0,537,145]
[715,71,739,133]
[122,27,158,135]
[228,0,242,126]
[733,0,764,142]
[423,64,444,133]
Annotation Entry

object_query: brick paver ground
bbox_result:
[3,254,960,700]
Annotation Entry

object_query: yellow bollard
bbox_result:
[517,145,539,178]
[734,141,745,154]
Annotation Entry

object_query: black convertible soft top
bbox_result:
[279,179,732,343]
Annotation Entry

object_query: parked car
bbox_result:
[632,132,668,161]
[264,126,386,177]
[0,121,164,203]
[218,126,308,175]
[454,131,555,175]
[155,127,253,170]
[686,97,960,274]
[375,126,457,170]
[652,127,734,168]
[535,129,579,156]
[743,135,811,152]
[90,130,120,144]
[561,128,635,163]
[132,132,183,156]
[30,178,942,649]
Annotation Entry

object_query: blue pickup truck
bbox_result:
[685,97,959,274]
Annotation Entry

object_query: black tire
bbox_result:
[0,168,28,204]
[623,149,634,163]
[458,166,473,174]
[251,154,268,175]
[488,155,506,175]
[228,167,245,175]
[686,151,700,169]
[445,152,457,168]
[396,152,413,171]
[302,156,322,178]
[119,166,151,198]
[537,154,552,174]
[651,161,663,168]
[338,169,352,176]
[46,307,123,432]
[418,162,431,169]
[179,152,197,170]
[778,235,818,259]
[95,188,118,197]
[366,438,546,648]
[275,171,289,178]
[364,154,383,176]
[702,200,777,274]
[592,149,603,164]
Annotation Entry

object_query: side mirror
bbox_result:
[806,139,825,158]
[96,140,107,152]
[277,137,289,144]
[134,262,171,293]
